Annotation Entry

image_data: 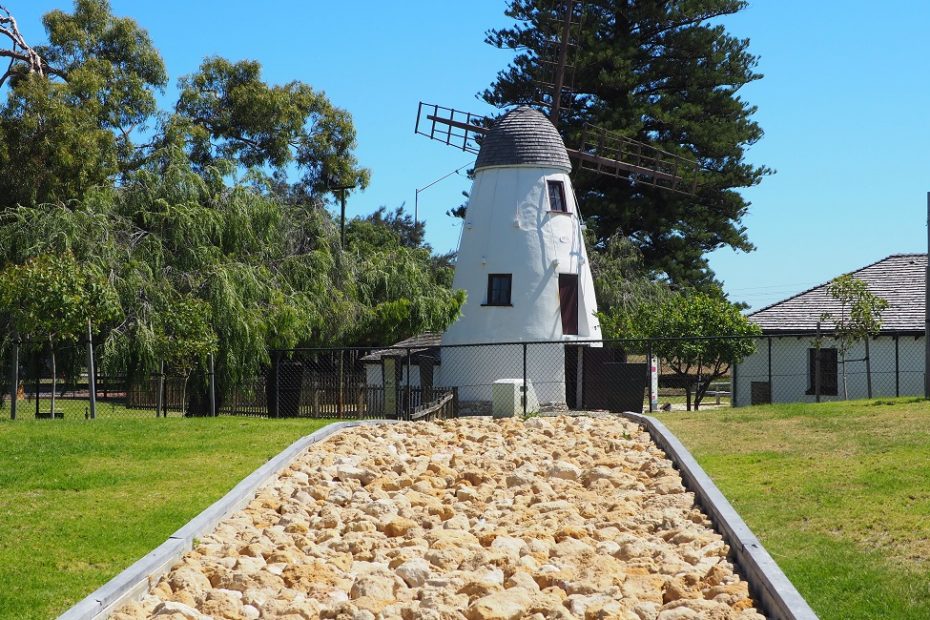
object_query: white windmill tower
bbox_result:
[412,1,700,411]
[435,106,599,408]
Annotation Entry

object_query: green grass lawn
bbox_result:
[656,398,930,620]
[0,415,338,619]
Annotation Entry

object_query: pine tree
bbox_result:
[484,0,771,286]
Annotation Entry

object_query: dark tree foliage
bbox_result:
[358,206,426,249]
[175,56,369,195]
[484,0,771,286]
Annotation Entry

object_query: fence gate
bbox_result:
[576,346,647,413]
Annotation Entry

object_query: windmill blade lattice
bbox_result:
[415,102,489,155]
[414,102,699,196]
[569,124,699,195]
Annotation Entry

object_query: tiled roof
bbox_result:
[360,332,442,363]
[749,254,927,333]
[474,106,572,172]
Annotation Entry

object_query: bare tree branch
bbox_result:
[0,3,46,87]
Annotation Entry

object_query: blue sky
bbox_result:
[11,1,930,310]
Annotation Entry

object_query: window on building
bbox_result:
[807,347,838,396]
[485,274,512,306]
[547,180,567,212]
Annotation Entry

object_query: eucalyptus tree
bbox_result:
[174,56,370,198]
[0,0,167,206]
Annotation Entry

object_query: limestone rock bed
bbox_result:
[113,416,766,620]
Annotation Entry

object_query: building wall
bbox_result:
[734,335,925,406]
[441,165,601,346]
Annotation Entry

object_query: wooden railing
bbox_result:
[409,388,458,422]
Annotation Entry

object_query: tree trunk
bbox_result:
[49,337,56,418]
[865,338,873,399]
[685,386,692,411]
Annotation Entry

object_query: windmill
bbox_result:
[410,0,700,413]
[414,0,700,195]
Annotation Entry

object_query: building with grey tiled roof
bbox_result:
[749,254,926,334]
[734,254,927,407]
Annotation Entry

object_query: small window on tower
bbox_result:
[485,274,512,306]
[547,180,568,213]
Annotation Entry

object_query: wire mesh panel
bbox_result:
[3,333,928,421]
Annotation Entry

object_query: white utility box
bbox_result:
[492,378,539,418]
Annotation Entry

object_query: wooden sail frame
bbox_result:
[416,102,698,195]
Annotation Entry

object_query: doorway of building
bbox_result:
[558,274,579,335]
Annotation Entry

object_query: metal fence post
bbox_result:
[522,343,528,416]
[338,349,345,418]
[86,320,96,419]
[9,336,17,420]
[274,351,280,418]
[34,350,40,418]
[157,360,165,417]
[405,348,412,421]
[895,334,900,397]
[767,336,773,403]
[208,353,216,417]
[647,340,654,413]
[814,322,822,403]
[731,354,737,408]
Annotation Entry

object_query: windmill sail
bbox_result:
[415,102,699,195]
[569,124,699,194]
[415,102,487,155]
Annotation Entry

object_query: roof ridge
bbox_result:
[749,253,926,316]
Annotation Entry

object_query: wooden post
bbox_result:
[86,320,96,419]
[208,353,216,417]
[9,336,17,420]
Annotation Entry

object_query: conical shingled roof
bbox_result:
[474,106,572,172]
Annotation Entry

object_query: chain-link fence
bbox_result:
[734,333,926,406]
[3,332,927,420]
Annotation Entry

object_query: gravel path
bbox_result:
[113,416,765,620]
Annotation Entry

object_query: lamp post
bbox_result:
[330,184,356,246]
[415,161,473,225]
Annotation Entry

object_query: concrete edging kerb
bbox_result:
[619,411,819,620]
[58,419,399,620]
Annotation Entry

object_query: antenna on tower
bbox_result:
[532,0,586,127]
[412,0,703,197]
